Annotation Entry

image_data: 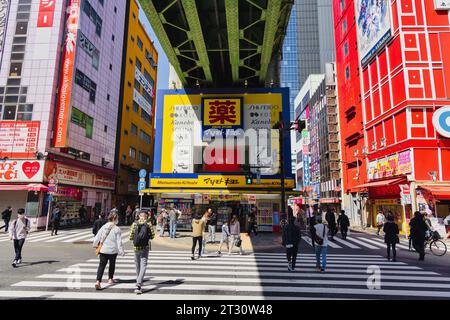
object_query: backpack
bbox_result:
[133,223,150,247]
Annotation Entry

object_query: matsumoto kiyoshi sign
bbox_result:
[433,107,450,138]
[356,0,392,65]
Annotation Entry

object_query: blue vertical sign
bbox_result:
[303,155,310,186]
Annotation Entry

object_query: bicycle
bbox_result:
[409,231,447,256]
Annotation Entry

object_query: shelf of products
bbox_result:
[257,202,274,232]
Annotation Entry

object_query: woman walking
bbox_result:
[282,216,301,272]
[217,219,231,255]
[93,212,124,290]
[383,215,399,262]
[229,215,244,255]
[314,215,328,273]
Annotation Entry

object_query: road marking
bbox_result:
[332,237,361,249]
[345,237,379,249]
[46,231,92,243]
[365,236,411,250]
[62,232,95,243]
[28,232,78,243]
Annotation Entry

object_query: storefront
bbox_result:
[144,188,286,233]
[44,160,115,225]
[415,185,450,238]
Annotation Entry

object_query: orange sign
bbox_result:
[53,0,80,147]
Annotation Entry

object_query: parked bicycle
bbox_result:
[409,230,447,256]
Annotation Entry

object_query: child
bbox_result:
[217,220,231,255]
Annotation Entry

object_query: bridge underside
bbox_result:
[141,0,293,88]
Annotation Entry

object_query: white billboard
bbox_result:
[356,0,392,65]
[435,0,450,10]
[0,160,45,183]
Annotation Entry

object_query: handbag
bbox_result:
[95,224,114,256]
[235,237,242,247]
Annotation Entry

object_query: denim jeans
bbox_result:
[315,245,327,270]
[170,222,177,238]
[134,248,149,287]
[208,225,216,242]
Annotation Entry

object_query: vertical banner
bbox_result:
[0,0,11,69]
[37,0,56,27]
[53,0,81,147]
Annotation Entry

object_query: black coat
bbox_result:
[337,214,350,228]
[383,221,399,244]
[325,211,336,226]
[92,218,106,235]
[410,216,427,241]
[282,223,301,247]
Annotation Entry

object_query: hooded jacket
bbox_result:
[192,218,205,237]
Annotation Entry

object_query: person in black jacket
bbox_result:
[383,215,399,261]
[325,208,337,241]
[337,210,350,240]
[1,206,12,232]
[282,216,302,272]
[410,211,428,261]
[92,213,107,236]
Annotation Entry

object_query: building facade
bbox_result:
[115,0,158,208]
[0,0,126,229]
[335,0,450,234]
[332,0,368,226]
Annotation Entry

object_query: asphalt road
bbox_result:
[0,227,449,300]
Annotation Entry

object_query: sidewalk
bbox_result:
[350,225,450,243]
[151,231,283,252]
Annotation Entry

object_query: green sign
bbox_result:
[71,107,94,139]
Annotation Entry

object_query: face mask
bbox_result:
[114,220,118,225]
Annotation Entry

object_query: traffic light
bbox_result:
[245,174,253,185]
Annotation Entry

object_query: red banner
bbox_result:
[37,0,56,27]
[0,121,40,158]
[53,0,80,148]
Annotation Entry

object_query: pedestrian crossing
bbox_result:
[2,250,450,300]
[0,228,131,244]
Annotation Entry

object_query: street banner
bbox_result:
[53,0,81,147]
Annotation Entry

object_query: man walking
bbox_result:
[282,216,301,272]
[314,216,328,273]
[169,205,179,239]
[9,209,31,268]
[337,210,350,240]
[129,211,155,294]
[325,208,337,241]
[247,206,258,237]
[410,211,428,261]
[79,205,87,224]
[92,213,107,236]
[51,205,62,236]
[376,210,386,235]
[1,206,12,232]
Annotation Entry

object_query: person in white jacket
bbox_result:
[93,212,124,290]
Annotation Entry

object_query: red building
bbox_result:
[332,0,368,225]
[350,0,450,234]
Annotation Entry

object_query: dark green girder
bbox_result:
[140,0,293,88]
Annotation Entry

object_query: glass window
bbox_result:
[141,110,151,124]
[137,36,143,50]
[131,123,138,135]
[9,62,22,77]
[3,105,16,120]
[140,130,151,144]
[136,58,142,71]
[129,147,136,159]
[345,65,350,80]
[133,101,139,113]
[15,21,28,35]
[344,42,349,56]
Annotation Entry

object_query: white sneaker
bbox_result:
[134,286,142,295]
[17,259,22,264]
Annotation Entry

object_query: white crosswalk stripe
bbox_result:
[345,236,380,249]
[4,250,450,299]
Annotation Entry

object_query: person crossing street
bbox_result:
[383,215,399,262]
[325,208,337,241]
[9,209,30,268]
[282,216,301,272]
[337,210,350,240]
[410,211,428,261]
[51,205,62,236]
[314,216,328,273]
[376,211,386,235]
[1,206,12,232]
[129,211,155,294]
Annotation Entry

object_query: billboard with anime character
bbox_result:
[356,0,392,65]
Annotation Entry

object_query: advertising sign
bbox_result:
[303,155,311,186]
[0,121,40,158]
[54,0,81,148]
[432,107,450,138]
[202,98,243,130]
[0,0,10,68]
[368,150,412,180]
[356,0,392,65]
[149,175,295,189]
[47,163,114,190]
[434,0,450,10]
[37,0,56,27]
[0,160,44,183]
[134,89,152,116]
[135,67,154,98]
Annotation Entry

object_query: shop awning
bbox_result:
[0,184,48,191]
[355,177,406,189]
[420,186,450,200]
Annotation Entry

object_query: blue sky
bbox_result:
[139,6,169,91]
